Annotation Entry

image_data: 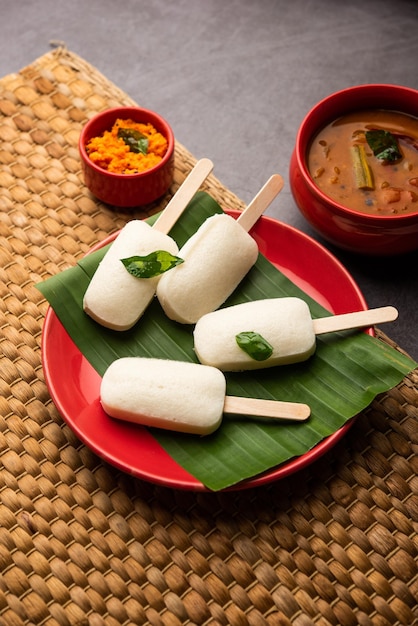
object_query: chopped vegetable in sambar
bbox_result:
[86,118,168,174]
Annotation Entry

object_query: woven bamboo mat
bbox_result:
[1,48,417,626]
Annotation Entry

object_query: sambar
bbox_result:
[307,109,418,215]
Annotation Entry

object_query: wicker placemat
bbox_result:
[1,48,417,626]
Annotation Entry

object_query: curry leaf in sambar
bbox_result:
[365,129,402,162]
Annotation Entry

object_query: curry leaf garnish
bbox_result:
[365,129,402,162]
[121,251,184,278]
[236,331,273,361]
[117,128,149,154]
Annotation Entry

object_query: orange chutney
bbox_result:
[85,118,168,175]
[307,110,418,215]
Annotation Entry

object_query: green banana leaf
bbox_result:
[37,192,417,490]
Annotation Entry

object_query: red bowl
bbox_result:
[79,106,175,207]
[289,84,418,255]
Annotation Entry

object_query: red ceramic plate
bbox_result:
[41,211,370,491]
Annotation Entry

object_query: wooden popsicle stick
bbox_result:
[236,174,284,232]
[152,158,214,233]
[312,305,398,335]
[223,395,310,422]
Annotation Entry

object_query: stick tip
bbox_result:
[297,403,311,421]
[195,157,214,171]
[385,306,399,322]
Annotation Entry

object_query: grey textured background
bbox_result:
[1,0,418,358]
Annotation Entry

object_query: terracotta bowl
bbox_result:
[289,84,418,255]
[79,106,175,207]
